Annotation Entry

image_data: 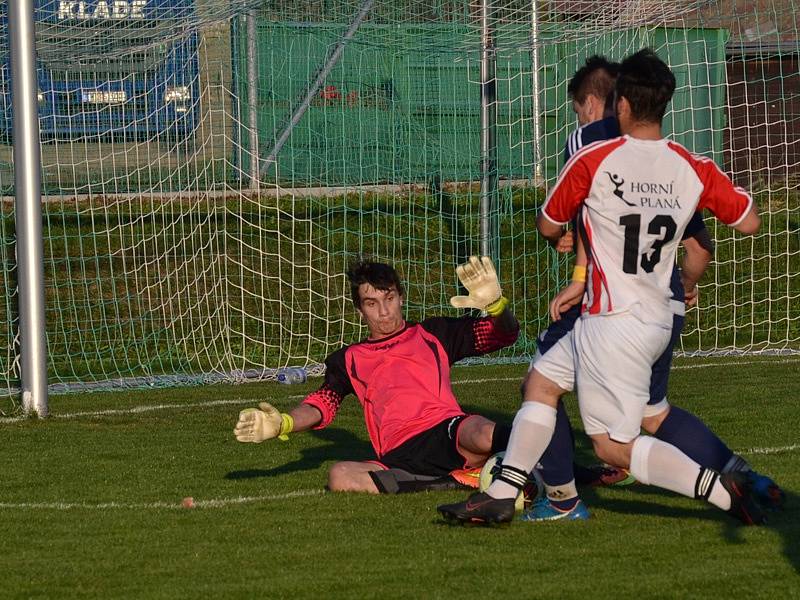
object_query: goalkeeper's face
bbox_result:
[357,283,405,340]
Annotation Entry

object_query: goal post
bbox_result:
[8,0,47,416]
[1,0,798,405]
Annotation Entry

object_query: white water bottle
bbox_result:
[276,367,307,384]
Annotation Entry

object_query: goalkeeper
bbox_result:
[234,257,520,494]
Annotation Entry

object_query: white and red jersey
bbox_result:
[542,135,752,324]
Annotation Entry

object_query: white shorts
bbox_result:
[574,312,671,443]
[530,331,575,393]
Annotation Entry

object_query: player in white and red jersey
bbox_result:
[534,55,783,521]
[439,49,766,526]
[234,257,520,494]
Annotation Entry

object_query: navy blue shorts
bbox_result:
[649,313,684,405]
[536,304,581,356]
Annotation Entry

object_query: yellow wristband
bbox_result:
[485,296,509,317]
[571,265,587,283]
[278,413,293,442]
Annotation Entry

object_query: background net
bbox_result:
[0,0,797,400]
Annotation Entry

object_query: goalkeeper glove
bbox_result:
[450,256,507,316]
[234,402,294,443]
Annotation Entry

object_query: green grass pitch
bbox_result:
[3,357,799,598]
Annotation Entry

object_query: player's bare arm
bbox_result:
[732,205,761,235]
[549,233,588,320]
[679,235,713,306]
[536,211,568,244]
[552,229,574,253]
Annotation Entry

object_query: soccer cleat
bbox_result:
[520,497,590,522]
[437,492,516,525]
[747,471,785,511]
[449,467,482,489]
[574,463,636,487]
[719,471,766,526]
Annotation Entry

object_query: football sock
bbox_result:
[538,400,577,487]
[369,469,447,494]
[487,401,557,500]
[490,422,512,455]
[547,479,579,510]
[653,406,734,471]
[629,436,731,510]
[551,496,580,511]
[721,454,752,474]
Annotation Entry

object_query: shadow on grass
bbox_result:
[225,426,374,480]
[759,489,798,573]
[586,485,799,572]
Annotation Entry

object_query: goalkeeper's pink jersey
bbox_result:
[542,135,752,324]
[302,316,518,458]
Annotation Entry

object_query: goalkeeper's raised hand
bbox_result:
[234,402,293,443]
[450,256,507,316]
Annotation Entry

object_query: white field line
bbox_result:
[0,396,307,423]
[741,443,800,455]
[1,358,797,511]
[0,489,324,511]
[3,356,799,424]
[452,356,800,384]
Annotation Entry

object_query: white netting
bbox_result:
[0,0,797,400]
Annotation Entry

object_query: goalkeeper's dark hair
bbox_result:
[346,259,405,308]
[568,55,620,112]
[616,48,676,124]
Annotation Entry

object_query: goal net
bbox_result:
[0,0,797,399]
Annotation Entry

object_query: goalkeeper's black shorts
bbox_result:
[377,414,471,477]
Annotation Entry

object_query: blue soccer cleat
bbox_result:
[520,497,590,522]
[747,471,785,511]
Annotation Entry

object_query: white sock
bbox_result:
[546,480,579,503]
[630,436,731,511]
[487,402,556,500]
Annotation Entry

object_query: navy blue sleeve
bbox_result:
[681,211,707,240]
[563,117,620,164]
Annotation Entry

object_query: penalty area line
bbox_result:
[0,489,324,511]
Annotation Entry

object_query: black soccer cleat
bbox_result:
[437,492,516,525]
[720,471,767,526]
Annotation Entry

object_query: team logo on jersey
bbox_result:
[605,172,636,207]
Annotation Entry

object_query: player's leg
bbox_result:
[590,431,763,524]
[454,414,502,466]
[643,314,784,509]
[451,414,512,488]
[487,370,562,496]
[327,460,386,493]
[524,314,585,517]
[577,314,764,525]
[437,338,572,524]
[643,312,734,469]
[331,415,498,495]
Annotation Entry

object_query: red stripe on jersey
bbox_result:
[473,317,519,354]
[543,137,627,224]
[303,385,344,429]
[667,141,753,225]
[582,214,613,314]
